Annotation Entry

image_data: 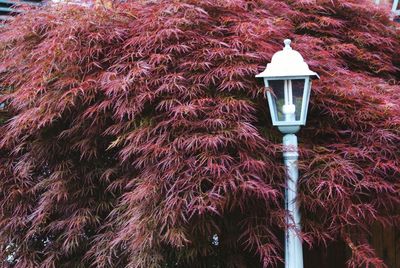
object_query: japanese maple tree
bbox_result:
[0,0,399,267]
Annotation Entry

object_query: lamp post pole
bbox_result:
[283,133,303,268]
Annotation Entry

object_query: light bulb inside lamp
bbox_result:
[283,104,296,121]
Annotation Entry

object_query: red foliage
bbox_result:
[0,0,399,267]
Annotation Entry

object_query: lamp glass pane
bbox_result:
[291,79,305,121]
[268,80,285,121]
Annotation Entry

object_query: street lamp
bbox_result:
[256,39,319,268]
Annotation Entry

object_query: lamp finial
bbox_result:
[284,39,292,50]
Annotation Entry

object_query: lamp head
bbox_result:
[256,39,319,134]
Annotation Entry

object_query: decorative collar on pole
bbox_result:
[255,39,319,79]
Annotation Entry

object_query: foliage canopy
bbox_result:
[0,0,399,267]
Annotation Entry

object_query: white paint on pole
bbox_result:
[283,133,303,268]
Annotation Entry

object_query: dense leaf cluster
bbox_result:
[0,0,399,267]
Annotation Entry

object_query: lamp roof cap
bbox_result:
[256,39,319,79]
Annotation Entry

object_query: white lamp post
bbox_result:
[256,39,319,268]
